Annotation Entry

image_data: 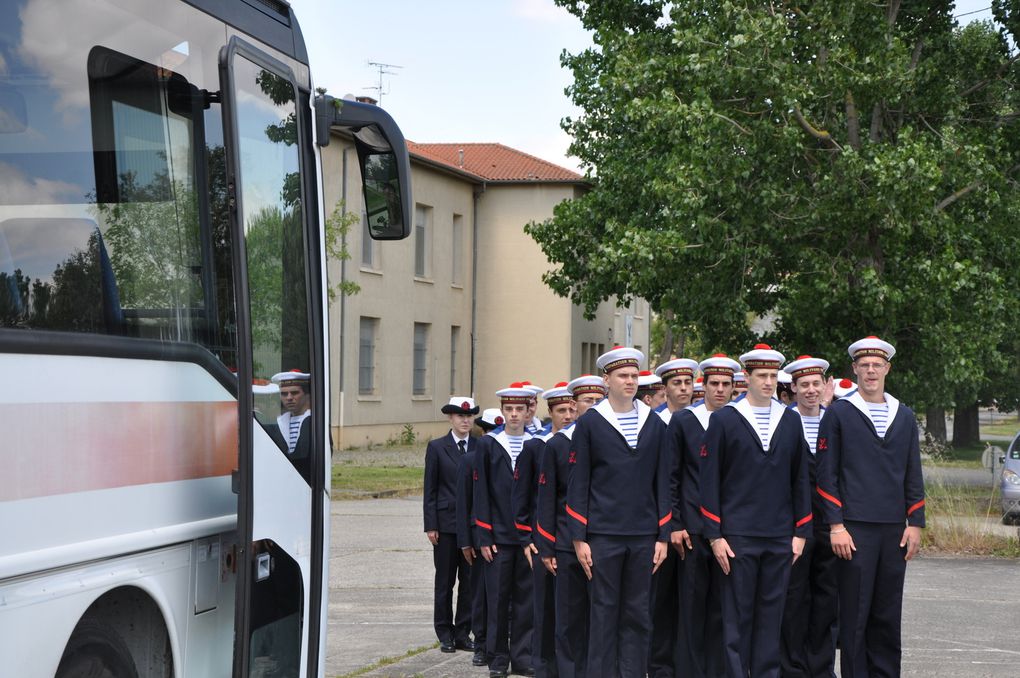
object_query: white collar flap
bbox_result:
[593,398,651,444]
[727,397,787,450]
[688,402,711,430]
[846,390,899,438]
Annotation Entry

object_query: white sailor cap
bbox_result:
[596,346,644,373]
[699,354,740,377]
[833,378,857,398]
[655,358,699,382]
[271,369,311,386]
[520,381,544,396]
[252,380,280,395]
[442,396,479,415]
[784,355,830,382]
[637,370,664,389]
[733,371,748,385]
[478,407,504,428]
[692,377,705,394]
[739,343,785,370]
[496,383,534,404]
[777,370,793,384]
[568,374,607,397]
[542,382,574,406]
[848,336,895,361]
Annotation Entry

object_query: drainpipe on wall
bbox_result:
[470,181,486,398]
[337,147,349,438]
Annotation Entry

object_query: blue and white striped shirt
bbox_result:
[867,402,890,438]
[800,414,822,454]
[616,407,640,448]
[752,405,772,450]
[507,435,525,469]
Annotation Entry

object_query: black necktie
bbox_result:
[458,440,467,454]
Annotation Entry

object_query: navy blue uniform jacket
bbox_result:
[667,403,713,535]
[512,435,551,548]
[566,399,673,543]
[699,399,813,540]
[536,426,574,557]
[474,430,534,547]
[815,392,925,527]
[456,446,481,549]
[424,432,473,534]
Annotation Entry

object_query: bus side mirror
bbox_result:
[314,95,412,241]
[0,86,27,133]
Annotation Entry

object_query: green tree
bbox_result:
[528,1,1020,428]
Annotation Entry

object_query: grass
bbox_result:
[332,464,424,498]
[335,642,437,678]
[926,441,989,469]
[921,478,1020,557]
[979,421,1020,438]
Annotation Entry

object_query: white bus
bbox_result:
[0,0,411,676]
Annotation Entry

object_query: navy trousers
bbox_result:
[837,521,907,678]
[587,534,656,678]
[720,535,792,678]
[554,549,589,678]
[648,546,680,677]
[486,544,534,672]
[780,533,838,677]
[533,557,558,677]
[678,535,725,678]
[471,551,487,650]
[433,531,471,644]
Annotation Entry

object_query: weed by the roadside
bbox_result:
[386,423,418,447]
[921,477,1018,556]
[336,642,438,678]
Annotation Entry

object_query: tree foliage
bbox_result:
[527,0,1020,409]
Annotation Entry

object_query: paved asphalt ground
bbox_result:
[325,491,1020,678]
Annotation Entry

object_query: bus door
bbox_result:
[221,37,321,678]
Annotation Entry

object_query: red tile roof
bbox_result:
[407,141,584,183]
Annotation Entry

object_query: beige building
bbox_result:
[322,138,650,447]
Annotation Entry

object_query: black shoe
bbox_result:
[439,640,456,653]
[511,668,535,676]
[472,650,487,666]
[455,638,476,651]
[488,671,508,678]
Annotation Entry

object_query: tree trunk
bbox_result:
[952,402,981,448]
[656,310,676,365]
[925,406,946,445]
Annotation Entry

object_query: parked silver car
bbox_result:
[1000,432,1020,524]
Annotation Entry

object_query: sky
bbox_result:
[289,0,997,174]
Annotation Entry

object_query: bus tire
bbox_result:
[55,620,139,678]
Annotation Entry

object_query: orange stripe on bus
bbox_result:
[0,402,237,502]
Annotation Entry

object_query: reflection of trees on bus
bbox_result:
[0,232,105,332]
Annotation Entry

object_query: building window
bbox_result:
[581,342,605,375]
[452,213,464,285]
[414,204,432,278]
[450,325,460,395]
[413,322,430,395]
[359,317,378,395]
[361,211,379,270]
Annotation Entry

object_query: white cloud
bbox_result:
[0,160,82,206]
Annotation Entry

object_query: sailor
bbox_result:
[522,382,546,436]
[536,375,606,677]
[567,347,672,678]
[699,344,812,678]
[691,377,705,404]
[654,358,699,423]
[513,383,576,678]
[816,337,925,678]
[670,353,739,678]
[731,371,748,399]
[475,383,537,678]
[270,369,312,478]
[636,370,667,410]
[458,408,505,666]
[647,357,699,677]
[780,356,839,677]
[777,370,795,406]
[424,397,479,653]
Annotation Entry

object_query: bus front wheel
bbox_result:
[55,620,139,678]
